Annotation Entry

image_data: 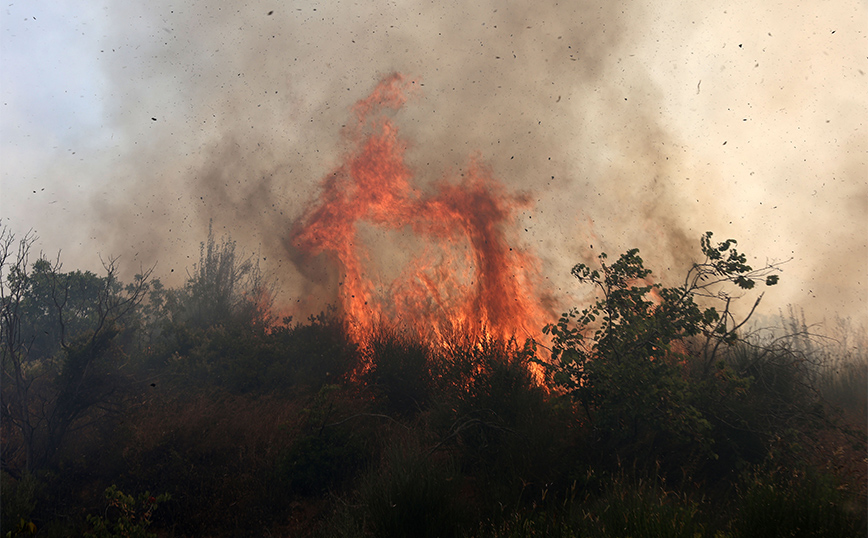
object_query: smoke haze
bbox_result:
[2,0,866,326]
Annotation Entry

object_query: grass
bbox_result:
[475,469,708,538]
[731,465,865,538]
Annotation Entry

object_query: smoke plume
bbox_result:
[4,0,865,327]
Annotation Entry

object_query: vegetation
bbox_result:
[84,485,170,538]
[1,225,864,537]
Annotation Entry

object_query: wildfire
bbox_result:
[290,74,551,345]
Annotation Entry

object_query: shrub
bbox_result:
[539,233,782,475]
[276,428,368,496]
[117,392,305,535]
[362,325,433,416]
[1,472,41,537]
[428,335,577,511]
[84,485,169,538]
[357,443,466,538]
[271,307,357,391]
[160,307,356,394]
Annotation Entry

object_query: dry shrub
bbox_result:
[119,392,307,535]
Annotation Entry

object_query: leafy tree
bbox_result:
[132,223,279,388]
[1,226,151,474]
[539,232,782,465]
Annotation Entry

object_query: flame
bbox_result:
[290,74,550,346]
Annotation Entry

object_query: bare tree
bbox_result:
[1,227,40,474]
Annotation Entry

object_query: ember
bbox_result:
[290,74,550,345]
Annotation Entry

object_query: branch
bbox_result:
[324,412,410,430]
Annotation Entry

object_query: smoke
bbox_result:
[4,0,865,326]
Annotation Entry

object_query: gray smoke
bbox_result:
[5,0,866,326]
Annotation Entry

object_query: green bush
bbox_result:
[158,307,356,394]
[270,308,357,391]
[539,233,782,476]
[84,485,169,538]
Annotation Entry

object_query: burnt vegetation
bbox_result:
[1,224,865,537]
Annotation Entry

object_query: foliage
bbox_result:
[275,385,370,495]
[7,257,109,362]
[1,471,40,537]
[145,221,274,333]
[700,309,867,480]
[539,233,782,468]
[115,392,308,536]
[158,306,355,394]
[2,519,37,538]
[775,309,868,424]
[276,428,368,496]
[84,485,169,538]
[270,306,357,390]
[427,334,574,510]
[1,226,151,474]
[4,223,864,537]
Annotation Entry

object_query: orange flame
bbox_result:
[290,74,550,345]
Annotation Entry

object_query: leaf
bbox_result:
[734,276,755,289]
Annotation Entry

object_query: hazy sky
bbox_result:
[2,0,866,328]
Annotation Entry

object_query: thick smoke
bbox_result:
[6,0,866,326]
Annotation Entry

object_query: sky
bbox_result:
[1,0,866,330]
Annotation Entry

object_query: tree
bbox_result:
[0,226,152,474]
[539,232,782,465]
[148,222,275,332]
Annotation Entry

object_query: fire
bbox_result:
[290,74,550,345]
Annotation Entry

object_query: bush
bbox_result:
[362,325,433,416]
[117,392,305,535]
[540,233,782,476]
[159,307,356,394]
[1,472,41,537]
[357,443,466,538]
[276,428,368,496]
[84,485,169,538]
[271,308,357,391]
[428,335,577,510]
